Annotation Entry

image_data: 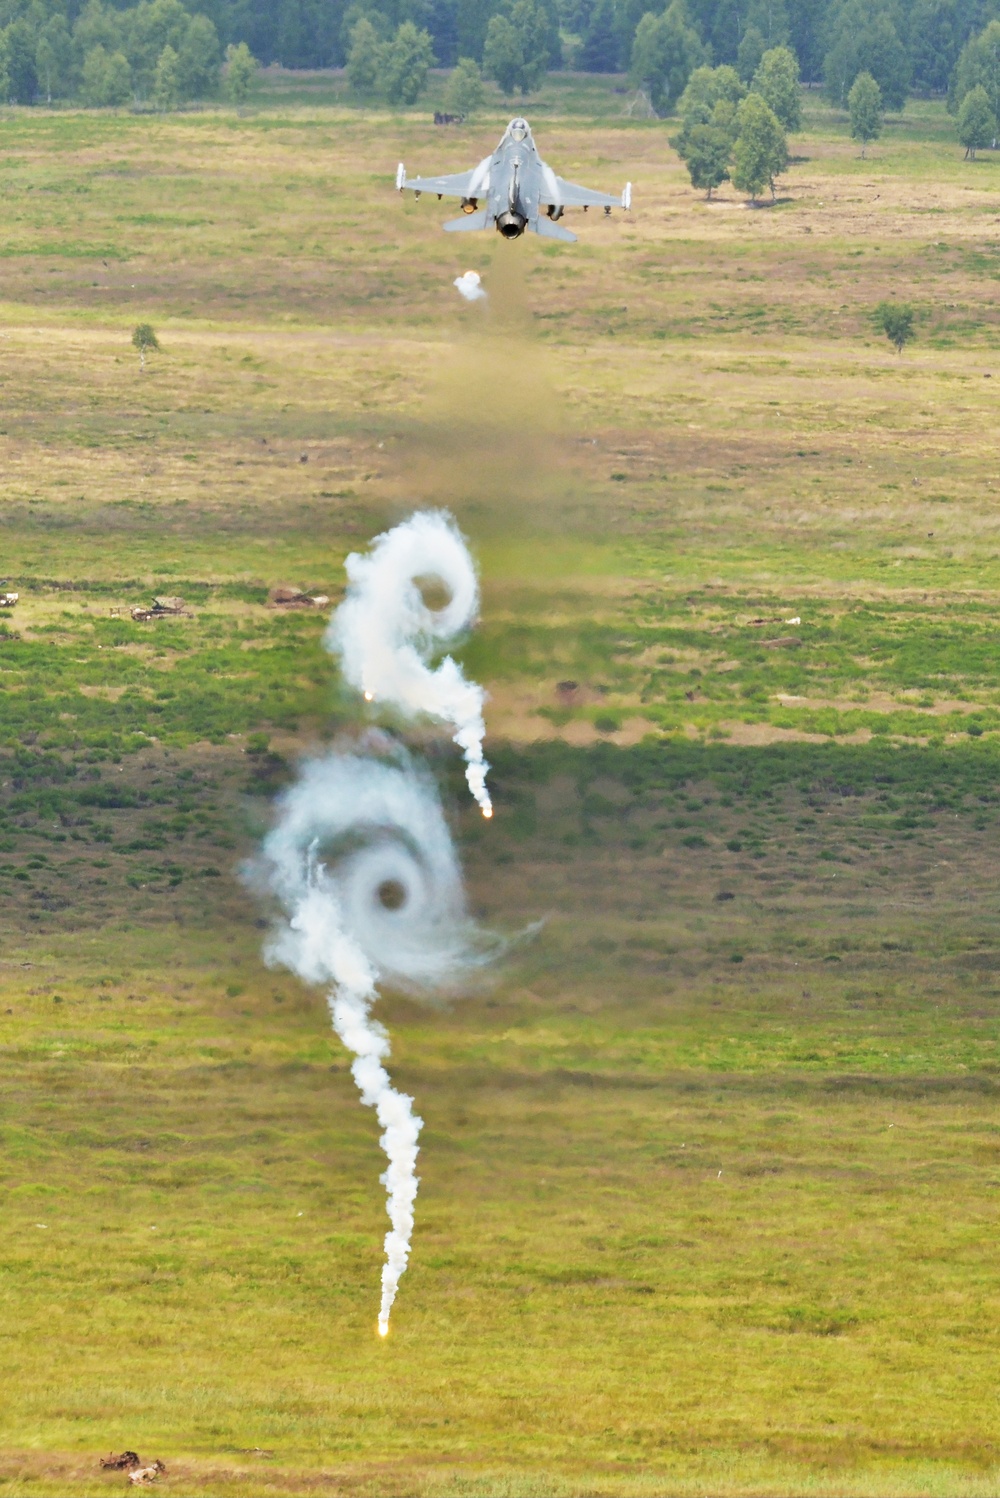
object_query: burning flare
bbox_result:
[252,744,490,1335]
[454,270,487,302]
[326,510,492,816]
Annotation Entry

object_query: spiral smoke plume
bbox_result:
[255,744,487,1336]
[325,510,492,817]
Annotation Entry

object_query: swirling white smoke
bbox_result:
[325,511,492,817]
[255,745,487,1335]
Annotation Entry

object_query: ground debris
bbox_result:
[128,1461,166,1486]
[268,586,330,608]
[99,1451,140,1470]
[129,596,187,622]
[0,591,18,607]
[99,1452,165,1484]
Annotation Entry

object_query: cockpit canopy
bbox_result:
[507,118,530,142]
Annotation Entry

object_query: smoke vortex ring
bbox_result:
[325,510,492,816]
[261,750,476,992]
[255,746,489,1334]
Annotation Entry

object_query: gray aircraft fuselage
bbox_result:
[479,117,554,238]
[397,119,630,243]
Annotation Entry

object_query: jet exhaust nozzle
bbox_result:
[496,211,527,239]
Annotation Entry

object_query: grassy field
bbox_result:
[4,76,1000,1495]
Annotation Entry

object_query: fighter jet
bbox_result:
[395,117,631,243]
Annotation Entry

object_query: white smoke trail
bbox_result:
[325,511,492,817]
[253,743,489,1335]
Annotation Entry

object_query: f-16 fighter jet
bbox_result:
[396,117,631,243]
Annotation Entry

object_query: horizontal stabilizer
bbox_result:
[532,215,577,243]
[444,210,489,232]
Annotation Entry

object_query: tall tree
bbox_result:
[346,14,381,93]
[0,18,37,102]
[81,43,132,105]
[426,0,459,64]
[823,4,909,110]
[224,38,256,103]
[736,23,765,82]
[746,0,790,46]
[731,89,787,199]
[177,15,220,97]
[705,0,740,67]
[35,14,72,102]
[848,67,882,152]
[957,81,995,154]
[124,0,190,99]
[483,12,523,90]
[874,301,914,352]
[456,0,501,62]
[752,44,801,128]
[675,60,744,125]
[153,42,179,105]
[74,2,124,62]
[950,18,1000,120]
[787,0,826,83]
[513,0,555,86]
[675,120,733,194]
[672,66,743,189]
[630,0,706,115]
[444,53,484,113]
[483,0,551,91]
[579,0,619,70]
[132,321,160,370]
[379,19,433,102]
[908,0,961,96]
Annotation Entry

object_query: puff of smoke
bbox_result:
[454,270,487,302]
[326,510,492,817]
[253,745,489,1335]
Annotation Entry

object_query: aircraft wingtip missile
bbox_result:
[396,162,406,192]
[622,182,632,211]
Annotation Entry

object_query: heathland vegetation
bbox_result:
[4,54,1000,1498]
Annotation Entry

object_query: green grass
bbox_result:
[4,80,1000,1493]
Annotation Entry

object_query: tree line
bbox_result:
[0,0,260,107]
[167,0,1000,116]
[1,0,999,133]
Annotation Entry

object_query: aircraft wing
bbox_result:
[396,155,492,199]
[545,172,632,210]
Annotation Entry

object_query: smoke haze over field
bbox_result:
[396,253,575,536]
